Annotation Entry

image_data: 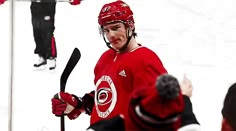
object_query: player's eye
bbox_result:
[111,25,120,31]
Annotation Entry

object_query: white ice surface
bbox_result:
[1,0,236,131]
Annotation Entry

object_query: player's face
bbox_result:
[102,22,128,50]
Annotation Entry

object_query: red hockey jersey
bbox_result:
[90,45,167,125]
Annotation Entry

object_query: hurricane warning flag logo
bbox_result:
[95,75,117,118]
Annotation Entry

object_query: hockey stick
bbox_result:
[60,47,81,131]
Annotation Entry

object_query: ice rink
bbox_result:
[1,0,236,130]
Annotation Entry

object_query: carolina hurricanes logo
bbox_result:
[95,75,117,118]
[97,88,112,105]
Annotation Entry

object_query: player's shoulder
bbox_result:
[134,45,160,59]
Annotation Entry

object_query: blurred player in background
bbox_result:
[31,0,81,70]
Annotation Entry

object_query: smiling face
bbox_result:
[102,22,129,51]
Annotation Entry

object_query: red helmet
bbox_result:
[98,0,134,28]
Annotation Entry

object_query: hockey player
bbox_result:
[51,0,167,127]
[221,82,236,131]
[31,0,81,70]
[87,74,201,131]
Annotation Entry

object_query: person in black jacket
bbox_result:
[31,0,81,70]
[87,74,201,131]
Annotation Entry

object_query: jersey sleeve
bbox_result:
[132,49,168,90]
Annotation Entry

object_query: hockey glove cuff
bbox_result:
[82,91,95,115]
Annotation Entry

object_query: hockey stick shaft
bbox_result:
[60,47,81,131]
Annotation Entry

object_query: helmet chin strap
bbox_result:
[103,28,133,52]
